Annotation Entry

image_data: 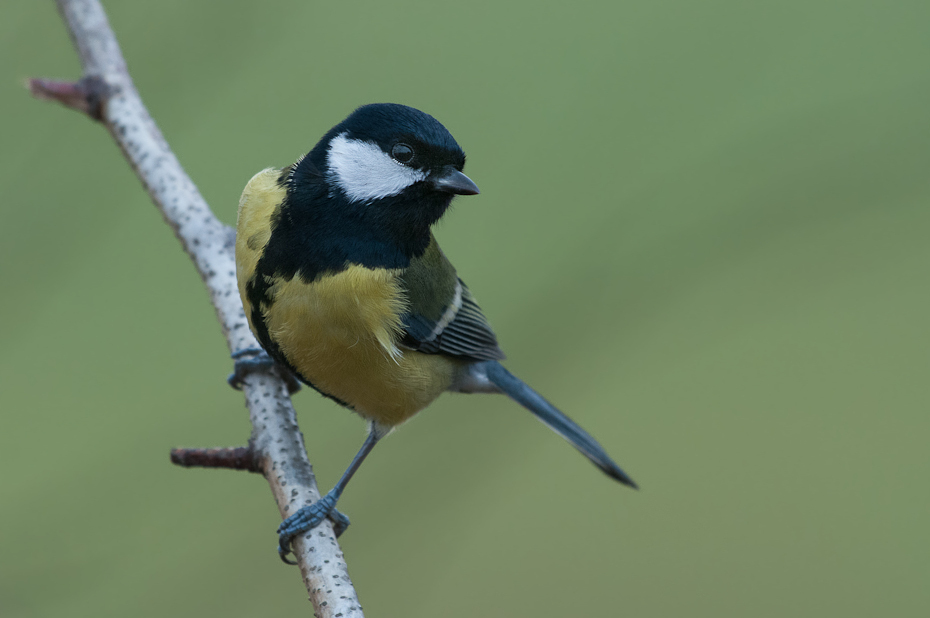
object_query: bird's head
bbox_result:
[289,104,479,244]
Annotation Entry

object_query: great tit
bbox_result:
[233,103,636,563]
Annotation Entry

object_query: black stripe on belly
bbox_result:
[244,274,352,410]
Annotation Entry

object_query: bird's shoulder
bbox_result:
[235,167,288,283]
[399,237,505,361]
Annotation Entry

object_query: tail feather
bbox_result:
[483,361,638,489]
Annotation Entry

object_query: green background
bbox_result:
[2,1,928,616]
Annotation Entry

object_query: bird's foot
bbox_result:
[227,347,272,389]
[227,348,301,393]
[328,507,351,538]
[277,491,350,564]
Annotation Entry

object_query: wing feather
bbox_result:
[398,238,505,361]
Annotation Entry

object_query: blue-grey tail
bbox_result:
[482,361,638,489]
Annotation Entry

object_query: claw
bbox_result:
[228,348,274,390]
[231,347,265,360]
[328,508,351,538]
[278,540,298,565]
[228,348,301,393]
[277,492,347,564]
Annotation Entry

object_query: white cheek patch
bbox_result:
[327,133,427,203]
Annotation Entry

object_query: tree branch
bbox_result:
[32,1,363,615]
[170,446,263,473]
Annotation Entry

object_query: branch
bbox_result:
[170,446,263,473]
[32,1,363,615]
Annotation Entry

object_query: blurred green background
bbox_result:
[2,1,928,616]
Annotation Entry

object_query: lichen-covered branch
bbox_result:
[31,1,362,615]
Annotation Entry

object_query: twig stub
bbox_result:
[28,75,110,121]
[170,446,264,474]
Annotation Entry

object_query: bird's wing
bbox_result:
[398,237,505,361]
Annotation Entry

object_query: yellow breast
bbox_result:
[263,266,457,424]
[235,168,458,426]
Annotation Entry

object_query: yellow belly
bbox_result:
[235,168,455,425]
[263,266,458,425]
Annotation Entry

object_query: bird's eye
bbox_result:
[391,143,414,163]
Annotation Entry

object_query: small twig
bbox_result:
[170,446,263,473]
[27,76,108,120]
[31,1,363,615]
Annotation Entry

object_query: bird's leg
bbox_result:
[227,347,301,393]
[277,427,383,564]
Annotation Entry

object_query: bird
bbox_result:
[231,103,636,563]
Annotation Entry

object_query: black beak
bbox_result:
[431,167,480,195]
